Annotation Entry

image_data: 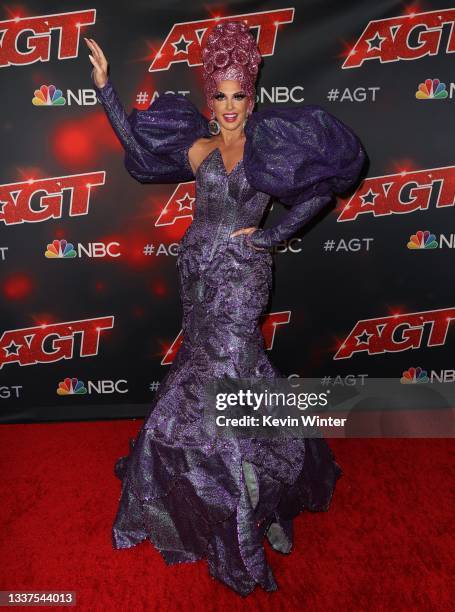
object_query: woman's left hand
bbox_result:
[230,227,266,251]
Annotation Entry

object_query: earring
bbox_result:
[208,111,220,136]
[243,112,251,129]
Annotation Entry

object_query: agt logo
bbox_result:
[342,8,455,69]
[0,316,114,370]
[0,9,96,68]
[334,306,455,360]
[32,84,98,106]
[148,8,294,72]
[338,165,455,222]
[0,172,105,226]
[57,376,128,395]
[45,239,121,259]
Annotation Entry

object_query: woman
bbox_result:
[85,20,366,596]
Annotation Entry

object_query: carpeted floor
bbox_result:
[0,421,452,611]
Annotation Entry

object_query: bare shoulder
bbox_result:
[188,137,218,174]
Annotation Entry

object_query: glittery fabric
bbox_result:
[93,78,364,596]
[243,104,366,248]
[201,20,261,115]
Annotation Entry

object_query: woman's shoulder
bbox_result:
[189,136,213,152]
[188,136,226,174]
[187,137,215,174]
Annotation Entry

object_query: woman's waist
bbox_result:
[183,217,260,241]
[178,224,272,267]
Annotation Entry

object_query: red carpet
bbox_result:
[0,421,452,611]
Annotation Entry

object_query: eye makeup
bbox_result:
[213,92,247,101]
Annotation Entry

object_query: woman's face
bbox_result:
[211,79,251,131]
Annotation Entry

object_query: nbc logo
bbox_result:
[407,230,437,250]
[400,367,429,384]
[32,84,98,107]
[57,377,128,395]
[45,239,77,258]
[57,377,87,395]
[32,85,66,106]
[415,78,448,100]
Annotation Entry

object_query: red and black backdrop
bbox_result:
[1,1,454,422]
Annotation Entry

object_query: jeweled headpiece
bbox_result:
[201,20,262,115]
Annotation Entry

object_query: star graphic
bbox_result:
[366,32,386,51]
[4,340,21,356]
[176,193,195,212]
[360,188,379,206]
[172,35,192,55]
[355,330,372,345]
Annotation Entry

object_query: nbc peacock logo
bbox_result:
[400,367,429,384]
[32,84,66,106]
[407,230,437,249]
[57,377,87,395]
[415,78,448,100]
[45,239,77,258]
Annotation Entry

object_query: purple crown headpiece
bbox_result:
[201,20,262,114]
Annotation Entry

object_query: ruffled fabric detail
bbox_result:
[113,420,342,596]
[94,78,210,183]
[126,92,210,181]
[244,104,366,205]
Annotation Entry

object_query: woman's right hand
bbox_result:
[84,37,109,89]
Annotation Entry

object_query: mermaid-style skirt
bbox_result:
[111,234,342,596]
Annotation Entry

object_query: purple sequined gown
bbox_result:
[95,78,366,596]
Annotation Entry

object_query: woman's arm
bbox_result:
[85,37,208,184]
[93,76,163,182]
[242,104,367,250]
[85,37,160,180]
[246,194,333,249]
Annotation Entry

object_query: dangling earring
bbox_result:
[208,111,220,136]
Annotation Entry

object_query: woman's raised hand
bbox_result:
[84,37,109,89]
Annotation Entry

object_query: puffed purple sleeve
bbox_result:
[243,105,367,248]
[93,77,210,184]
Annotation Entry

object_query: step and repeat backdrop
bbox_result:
[1,1,454,423]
